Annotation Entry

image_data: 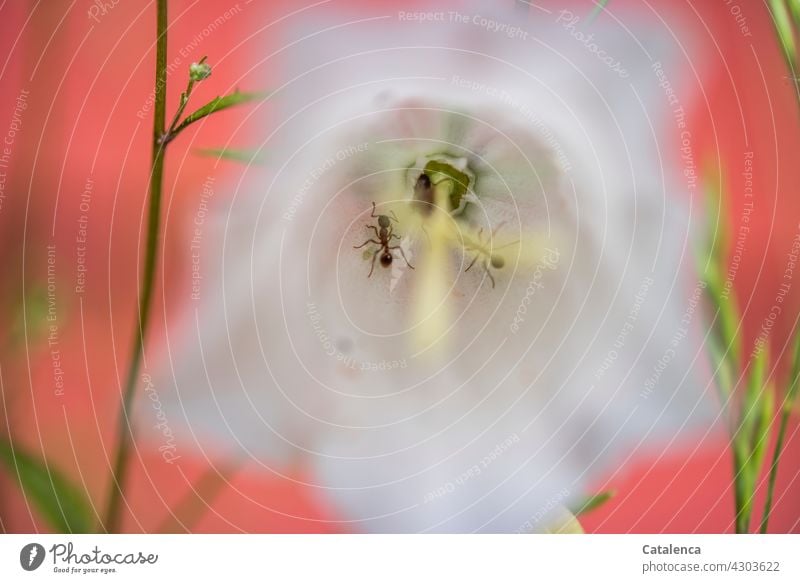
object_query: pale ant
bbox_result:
[463,222,518,289]
[353,202,414,277]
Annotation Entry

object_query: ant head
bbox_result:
[380,252,393,267]
[378,215,391,229]
[490,255,505,269]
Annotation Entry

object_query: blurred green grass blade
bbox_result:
[704,270,741,380]
[699,165,741,376]
[790,0,800,23]
[732,438,750,532]
[734,347,773,533]
[572,490,616,516]
[194,148,265,164]
[0,438,93,533]
[703,162,729,262]
[173,91,270,136]
[750,387,775,474]
[737,385,774,534]
[771,0,797,66]
[699,164,755,533]
[740,346,769,440]
[588,0,610,23]
[761,322,800,532]
[706,331,735,397]
[787,320,800,405]
[156,462,239,533]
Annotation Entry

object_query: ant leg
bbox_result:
[388,245,414,270]
[491,221,507,236]
[354,238,381,249]
[485,264,496,288]
[391,233,401,241]
[367,249,380,277]
[464,253,479,272]
[389,210,399,223]
[488,221,507,251]
[495,240,520,250]
[367,225,381,239]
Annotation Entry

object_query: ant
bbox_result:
[353,202,414,277]
[463,222,517,289]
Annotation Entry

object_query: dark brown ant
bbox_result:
[353,202,414,277]
[463,222,517,289]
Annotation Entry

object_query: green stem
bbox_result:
[746,1,800,535]
[732,438,749,533]
[166,56,205,136]
[102,0,168,533]
[759,329,800,532]
[769,0,800,120]
[760,404,792,533]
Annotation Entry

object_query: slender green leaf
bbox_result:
[698,165,741,387]
[156,463,239,533]
[761,322,800,532]
[739,346,769,442]
[707,275,741,370]
[733,347,774,533]
[572,490,616,516]
[750,387,775,476]
[732,438,750,533]
[736,382,772,534]
[172,91,269,137]
[588,0,610,23]
[787,321,800,405]
[194,147,266,164]
[0,438,93,533]
[789,0,800,29]
[698,165,758,533]
[771,0,797,67]
[706,330,736,397]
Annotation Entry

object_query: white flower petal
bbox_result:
[149,3,713,532]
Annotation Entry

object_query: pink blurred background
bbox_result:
[0,0,798,533]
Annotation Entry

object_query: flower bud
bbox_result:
[189,61,211,82]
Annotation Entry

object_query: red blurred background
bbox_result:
[0,0,798,533]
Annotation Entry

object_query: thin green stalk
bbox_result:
[749,0,800,534]
[760,404,792,533]
[732,443,746,532]
[102,0,168,533]
[760,328,800,532]
[166,56,206,135]
[769,0,800,119]
[588,0,610,23]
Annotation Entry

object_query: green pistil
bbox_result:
[423,160,471,213]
